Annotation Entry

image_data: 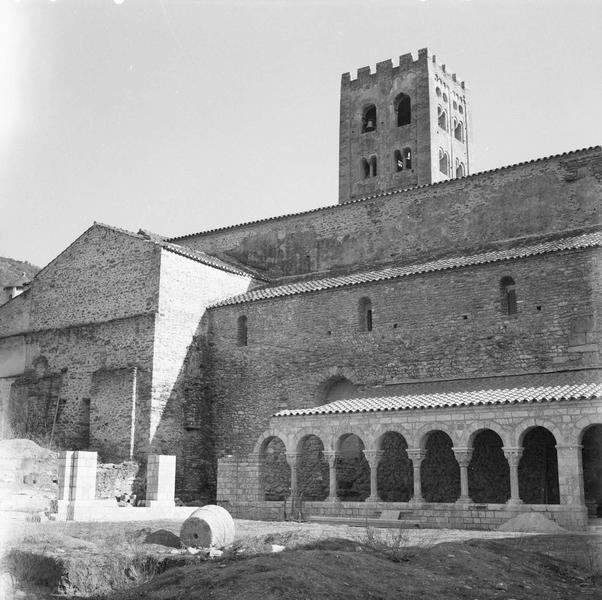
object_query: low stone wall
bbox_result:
[95,461,140,499]
[219,499,588,531]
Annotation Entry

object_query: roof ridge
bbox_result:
[167,146,601,242]
[208,228,602,308]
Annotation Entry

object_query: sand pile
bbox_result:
[497,512,566,533]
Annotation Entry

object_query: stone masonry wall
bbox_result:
[175,148,601,280]
[5,315,156,452]
[0,292,30,338]
[0,225,162,453]
[28,224,161,332]
[149,249,252,501]
[207,247,602,457]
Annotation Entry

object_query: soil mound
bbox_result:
[497,512,566,533]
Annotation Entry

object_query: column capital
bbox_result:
[502,446,524,464]
[285,452,301,467]
[322,450,338,467]
[453,446,473,467]
[406,448,426,463]
[362,449,383,466]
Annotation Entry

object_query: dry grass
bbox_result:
[2,517,600,598]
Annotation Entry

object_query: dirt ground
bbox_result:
[1,517,601,599]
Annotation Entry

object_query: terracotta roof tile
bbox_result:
[210,229,602,308]
[274,382,602,417]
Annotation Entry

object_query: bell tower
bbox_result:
[338,48,472,204]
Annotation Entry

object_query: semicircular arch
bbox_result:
[464,422,511,448]
[371,424,412,452]
[513,418,565,447]
[573,415,602,444]
[413,422,459,449]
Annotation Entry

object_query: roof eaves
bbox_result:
[160,243,264,280]
[208,229,602,308]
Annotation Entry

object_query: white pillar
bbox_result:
[146,454,176,508]
[56,450,98,520]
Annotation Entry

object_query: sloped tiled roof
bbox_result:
[93,222,264,280]
[161,242,266,280]
[210,229,602,308]
[274,382,602,417]
[169,146,601,242]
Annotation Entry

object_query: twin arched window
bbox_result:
[454,119,464,142]
[361,95,411,134]
[361,156,378,179]
[394,148,412,171]
[500,276,517,316]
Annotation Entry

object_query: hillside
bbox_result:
[0,256,39,288]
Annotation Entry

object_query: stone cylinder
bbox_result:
[179,504,235,548]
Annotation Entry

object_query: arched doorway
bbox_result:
[518,426,559,504]
[468,429,510,503]
[259,436,290,501]
[582,424,602,517]
[376,431,412,501]
[297,434,329,501]
[335,433,370,501]
[421,430,460,502]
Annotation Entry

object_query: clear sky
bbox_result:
[1,0,601,268]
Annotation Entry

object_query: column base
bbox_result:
[409,497,425,506]
[506,498,523,507]
[326,496,341,503]
[365,495,381,503]
[455,496,472,505]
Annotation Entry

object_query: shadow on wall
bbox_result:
[148,312,216,505]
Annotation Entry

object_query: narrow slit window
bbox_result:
[362,105,377,133]
[403,147,412,169]
[394,149,403,172]
[438,106,448,131]
[439,149,449,175]
[500,276,517,316]
[237,315,248,346]
[396,93,411,126]
[454,120,464,142]
[370,156,377,177]
[455,160,465,178]
[359,297,373,332]
[361,158,370,179]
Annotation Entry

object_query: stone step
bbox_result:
[306,515,421,528]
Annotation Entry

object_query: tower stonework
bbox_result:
[338,48,472,204]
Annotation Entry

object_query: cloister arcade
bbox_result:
[244,403,602,529]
